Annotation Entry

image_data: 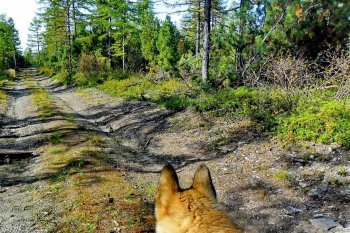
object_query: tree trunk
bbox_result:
[122,36,125,72]
[195,0,201,56]
[201,0,211,83]
[36,30,40,65]
[72,0,77,38]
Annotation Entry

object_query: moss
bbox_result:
[278,99,350,148]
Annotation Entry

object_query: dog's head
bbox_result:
[155,163,218,232]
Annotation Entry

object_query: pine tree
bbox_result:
[0,15,21,69]
[140,0,159,67]
[27,16,44,65]
[156,16,181,72]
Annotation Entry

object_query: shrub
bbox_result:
[4,69,16,79]
[39,67,55,76]
[73,53,108,87]
[99,74,190,104]
[52,71,69,84]
[278,98,350,148]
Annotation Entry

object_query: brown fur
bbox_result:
[155,163,243,233]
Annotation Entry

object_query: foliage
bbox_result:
[72,53,105,86]
[278,97,350,148]
[0,14,21,69]
[38,67,55,76]
[98,74,188,102]
[52,71,70,85]
[156,16,181,73]
[32,88,56,118]
[0,90,7,105]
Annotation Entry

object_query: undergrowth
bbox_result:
[0,90,7,105]
[103,76,349,148]
[47,69,350,149]
[32,89,57,118]
[35,133,154,232]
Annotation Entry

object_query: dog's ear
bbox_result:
[193,164,217,199]
[156,164,179,205]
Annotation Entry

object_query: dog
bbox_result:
[155,163,243,233]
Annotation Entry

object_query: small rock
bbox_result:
[310,217,342,231]
[330,226,350,233]
[287,206,303,214]
[308,188,321,198]
[299,181,310,188]
[42,211,49,216]
[237,141,246,147]
[314,214,325,218]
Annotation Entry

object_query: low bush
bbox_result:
[52,71,70,84]
[4,69,16,79]
[39,67,55,76]
[98,75,188,102]
[278,97,350,148]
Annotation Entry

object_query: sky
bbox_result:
[0,0,39,50]
[0,0,233,51]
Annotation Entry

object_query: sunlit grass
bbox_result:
[0,90,7,105]
[35,133,154,232]
[32,89,57,118]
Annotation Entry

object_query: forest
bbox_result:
[9,0,346,147]
[0,0,350,232]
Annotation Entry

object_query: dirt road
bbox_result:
[0,69,349,233]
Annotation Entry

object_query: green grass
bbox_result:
[54,67,350,149]
[32,89,57,118]
[277,97,350,148]
[337,167,348,176]
[48,132,63,144]
[274,170,292,182]
[98,75,189,102]
[36,133,154,232]
[0,90,7,105]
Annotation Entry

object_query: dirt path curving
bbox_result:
[0,68,349,233]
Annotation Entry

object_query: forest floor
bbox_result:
[0,68,349,233]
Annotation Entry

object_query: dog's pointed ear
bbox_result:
[156,164,179,202]
[193,164,217,199]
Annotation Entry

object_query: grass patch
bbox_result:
[98,75,189,102]
[39,67,55,76]
[32,89,57,118]
[66,115,74,122]
[278,98,350,148]
[35,134,154,232]
[274,170,291,182]
[0,90,7,105]
[85,71,350,149]
[337,167,348,177]
[48,132,63,144]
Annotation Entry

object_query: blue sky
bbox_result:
[0,0,233,50]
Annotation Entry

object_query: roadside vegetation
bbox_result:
[0,69,16,110]
[33,133,153,232]
[25,0,349,150]
[31,89,57,119]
